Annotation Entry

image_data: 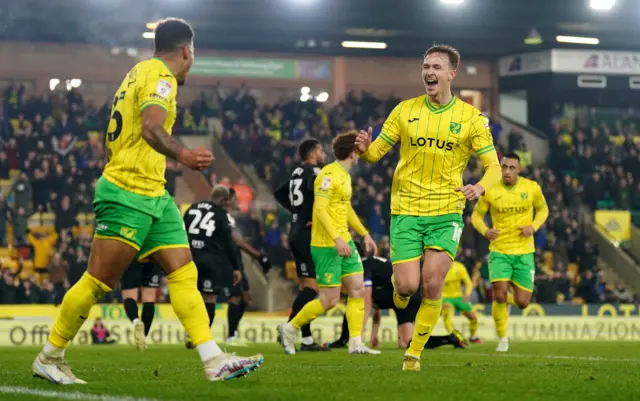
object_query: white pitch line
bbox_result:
[455,352,640,363]
[0,386,167,401]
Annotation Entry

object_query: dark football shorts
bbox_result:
[120,261,163,290]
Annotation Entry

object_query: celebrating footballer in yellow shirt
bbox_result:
[441,260,481,344]
[279,131,379,356]
[355,44,501,371]
[32,18,263,385]
[471,152,549,352]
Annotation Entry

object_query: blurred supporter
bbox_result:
[91,317,116,345]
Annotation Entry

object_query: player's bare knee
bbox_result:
[465,311,477,321]
[515,295,531,309]
[493,291,508,304]
[202,294,217,303]
[394,275,418,297]
[141,288,156,303]
[318,290,340,310]
[348,283,365,299]
[152,247,192,275]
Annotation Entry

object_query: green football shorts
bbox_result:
[93,177,189,261]
[488,252,536,292]
[443,296,473,312]
[390,214,463,264]
[311,240,363,287]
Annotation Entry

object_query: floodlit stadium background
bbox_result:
[1,0,640,346]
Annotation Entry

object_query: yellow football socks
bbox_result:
[291,299,325,329]
[406,299,442,358]
[442,305,454,333]
[507,293,516,306]
[469,319,479,338]
[492,301,508,338]
[345,297,365,338]
[391,274,410,309]
[49,273,111,349]
[167,262,213,346]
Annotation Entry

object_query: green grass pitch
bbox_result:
[1,342,639,401]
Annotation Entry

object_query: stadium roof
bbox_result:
[3,0,640,59]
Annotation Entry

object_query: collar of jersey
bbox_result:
[333,161,348,174]
[425,95,457,114]
[502,177,520,192]
[152,57,175,78]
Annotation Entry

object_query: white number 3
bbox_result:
[452,222,463,242]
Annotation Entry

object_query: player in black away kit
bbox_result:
[183,185,242,348]
[121,261,163,350]
[331,243,467,350]
[225,188,271,345]
[274,138,329,352]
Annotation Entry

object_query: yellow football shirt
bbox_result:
[311,162,368,247]
[361,95,500,216]
[442,261,473,299]
[102,58,178,197]
[471,177,549,255]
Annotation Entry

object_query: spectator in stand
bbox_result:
[0,152,10,179]
[0,194,9,245]
[91,318,115,345]
[48,252,69,305]
[263,220,281,249]
[269,233,292,269]
[165,160,183,197]
[27,229,58,273]
[53,195,77,235]
[576,270,600,303]
[12,172,32,214]
[233,178,253,214]
[11,206,28,245]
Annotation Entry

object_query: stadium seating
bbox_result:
[0,82,636,305]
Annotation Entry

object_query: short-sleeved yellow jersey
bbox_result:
[102,58,178,197]
[311,162,368,247]
[472,177,549,255]
[443,261,473,298]
[361,95,499,216]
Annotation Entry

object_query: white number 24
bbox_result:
[188,210,216,237]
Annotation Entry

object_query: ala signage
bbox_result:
[554,50,640,75]
[499,50,640,76]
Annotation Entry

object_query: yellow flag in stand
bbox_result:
[594,210,631,242]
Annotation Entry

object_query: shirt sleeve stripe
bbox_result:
[315,192,330,199]
[140,101,168,112]
[476,145,495,156]
[379,133,395,146]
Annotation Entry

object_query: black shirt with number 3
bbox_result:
[274,163,321,239]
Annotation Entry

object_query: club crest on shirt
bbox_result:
[450,122,462,135]
[521,192,528,200]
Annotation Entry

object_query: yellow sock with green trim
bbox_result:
[346,297,365,338]
[469,319,479,338]
[168,262,213,346]
[442,305,454,333]
[291,299,325,329]
[406,299,442,358]
[50,273,111,349]
[492,301,508,338]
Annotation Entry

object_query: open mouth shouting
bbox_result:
[426,78,438,90]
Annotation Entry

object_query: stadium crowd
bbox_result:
[0,82,637,306]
